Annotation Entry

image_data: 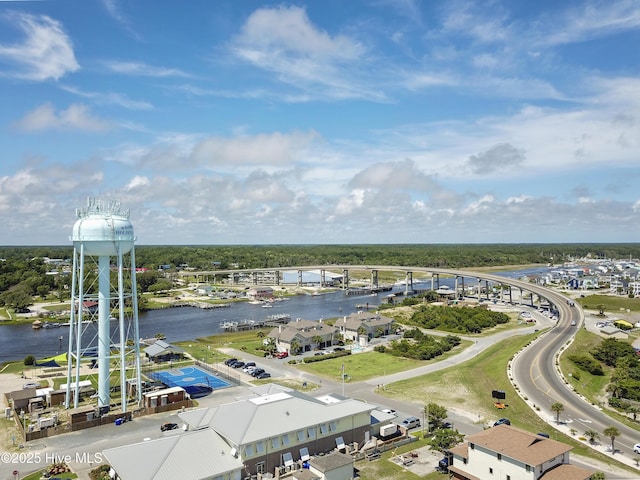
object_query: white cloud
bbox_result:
[0,12,79,81]
[467,143,525,175]
[105,60,191,78]
[60,85,153,110]
[15,103,111,132]
[535,0,640,47]
[229,5,386,101]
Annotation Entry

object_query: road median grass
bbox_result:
[374,332,636,475]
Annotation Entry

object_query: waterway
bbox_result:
[0,268,551,364]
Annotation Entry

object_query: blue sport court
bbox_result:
[149,365,232,397]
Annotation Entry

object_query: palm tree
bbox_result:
[290,338,301,355]
[584,429,600,445]
[603,426,620,453]
[551,402,564,424]
[312,335,323,350]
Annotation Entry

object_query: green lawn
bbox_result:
[577,293,640,313]
[296,340,472,383]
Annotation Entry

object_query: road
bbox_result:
[2,268,639,479]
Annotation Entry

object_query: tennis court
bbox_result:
[149,365,232,390]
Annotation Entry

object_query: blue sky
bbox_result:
[0,0,639,245]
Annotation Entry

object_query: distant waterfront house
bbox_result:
[338,311,396,342]
[628,281,640,297]
[247,286,274,300]
[447,424,594,480]
[268,318,337,353]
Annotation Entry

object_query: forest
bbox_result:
[1,243,640,311]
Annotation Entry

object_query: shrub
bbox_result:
[24,355,35,366]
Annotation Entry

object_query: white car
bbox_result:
[633,443,640,454]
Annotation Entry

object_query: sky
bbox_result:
[0,0,639,246]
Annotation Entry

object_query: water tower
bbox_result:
[65,198,142,413]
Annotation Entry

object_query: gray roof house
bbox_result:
[178,384,375,476]
[268,318,338,353]
[103,427,244,480]
[143,340,185,361]
[337,311,396,342]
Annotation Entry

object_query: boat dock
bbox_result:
[220,313,292,332]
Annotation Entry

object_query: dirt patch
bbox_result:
[388,445,444,476]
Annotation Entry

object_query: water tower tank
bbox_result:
[71,199,135,256]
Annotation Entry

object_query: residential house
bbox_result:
[337,312,396,343]
[268,319,338,354]
[178,385,375,477]
[447,424,594,480]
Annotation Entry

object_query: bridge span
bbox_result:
[179,264,557,311]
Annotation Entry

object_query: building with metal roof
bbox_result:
[103,428,244,480]
[178,384,375,476]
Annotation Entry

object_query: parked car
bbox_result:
[275,351,288,359]
[256,372,271,379]
[224,358,238,366]
[161,422,179,432]
[251,368,265,377]
[244,361,256,369]
[633,443,640,454]
[231,361,245,369]
[243,365,257,373]
[334,347,345,352]
[493,418,511,426]
[22,382,40,389]
[401,416,421,429]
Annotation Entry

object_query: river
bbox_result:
[0,267,551,364]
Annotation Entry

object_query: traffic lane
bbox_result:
[512,305,639,458]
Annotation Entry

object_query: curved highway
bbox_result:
[184,264,639,460]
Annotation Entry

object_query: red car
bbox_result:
[275,351,288,359]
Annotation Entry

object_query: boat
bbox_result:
[261,303,273,308]
[32,320,43,329]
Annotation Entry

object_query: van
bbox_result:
[401,416,421,429]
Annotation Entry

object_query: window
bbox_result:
[489,467,493,474]
[271,437,280,449]
[497,453,502,461]
[282,434,290,446]
[329,421,337,431]
[526,465,531,472]
[319,423,328,434]
[297,430,305,442]
[300,447,310,461]
[256,461,266,474]
[507,476,511,480]
[245,444,254,456]
[282,452,294,467]
[256,441,265,454]
[307,427,316,438]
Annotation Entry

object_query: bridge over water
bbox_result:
[178,265,554,310]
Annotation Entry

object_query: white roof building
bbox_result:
[179,385,375,476]
[103,428,244,480]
